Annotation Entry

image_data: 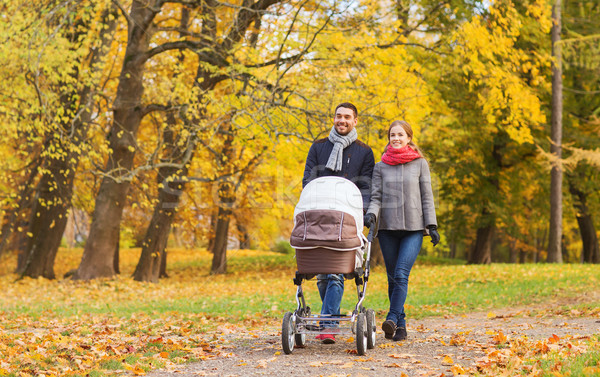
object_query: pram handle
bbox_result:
[366,225,376,243]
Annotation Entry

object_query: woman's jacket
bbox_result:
[366,158,437,231]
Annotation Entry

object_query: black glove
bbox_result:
[364,213,376,229]
[427,225,440,246]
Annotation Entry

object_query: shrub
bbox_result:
[272,240,294,255]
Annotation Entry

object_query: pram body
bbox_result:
[282,176,376,355]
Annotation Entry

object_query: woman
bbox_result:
[363,120,440,341]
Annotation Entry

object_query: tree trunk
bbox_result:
[114,231,120,274]
[469,208,495,264]
[568,181,599,263]
[159,250,168,278]
[133,6,228,281]
[548,0,563,263]
[211,206,232,274]
[509,239,518,263]
[133,158,185,282]
[207,210,218,252]
[235,215,251,249]
[19,168,73,279]
[469,225,494,264]
[0,160,40,257]
[74,2,159,280]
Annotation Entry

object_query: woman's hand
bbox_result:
[427,225,440,246]
[364,213,376,229]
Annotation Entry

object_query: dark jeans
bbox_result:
[377,229,423,327]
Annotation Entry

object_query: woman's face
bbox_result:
[389,125,411,149]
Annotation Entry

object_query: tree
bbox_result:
[73,0,166,280]
[561,0,600,264]
[19,3,118,279]
[548,0,564,263]
[422,0,552,263]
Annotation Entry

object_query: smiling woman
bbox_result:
[366,119,439,342]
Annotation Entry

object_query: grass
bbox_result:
[539,338,600,376]
[1,248,599,322]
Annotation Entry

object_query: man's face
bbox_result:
[333,107,357,135]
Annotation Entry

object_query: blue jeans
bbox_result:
[316,273,344,328]
[378,230,423,328]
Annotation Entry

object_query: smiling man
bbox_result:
[301,102,375,344]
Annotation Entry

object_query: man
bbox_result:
[302,102,375,344]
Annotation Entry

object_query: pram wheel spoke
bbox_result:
[356,313,367,356]
[282,312,295,354]
[366,308,376,349]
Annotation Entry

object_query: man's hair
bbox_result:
[335,102,358,118]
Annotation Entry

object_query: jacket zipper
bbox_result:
[338,213,344,241]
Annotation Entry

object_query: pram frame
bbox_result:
[282,227,377,355]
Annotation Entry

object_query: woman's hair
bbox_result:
[386,120,424,157]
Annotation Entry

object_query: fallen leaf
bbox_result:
[451,364,466,375]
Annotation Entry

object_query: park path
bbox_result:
[147,296,600,377]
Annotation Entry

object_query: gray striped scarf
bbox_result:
[326,127,357,172]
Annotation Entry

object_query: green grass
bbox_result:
[1,249,599,325]
[538,335,600,376]
[2,258,600,324]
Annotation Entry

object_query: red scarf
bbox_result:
[381,145,421,165]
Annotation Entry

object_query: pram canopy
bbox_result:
[290,176,366,252]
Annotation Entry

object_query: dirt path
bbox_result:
[148,300,600,377]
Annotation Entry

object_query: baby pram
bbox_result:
[281,176,376,355]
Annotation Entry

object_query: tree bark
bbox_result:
[568,180,599,263]
[235,214,251,249]
[19,165,74,279]
[74,1,159,280]
[469,224,494,264]
[548,0,563,263]
[114,231,120,274]
[0,160,40,257]
[211,205,232,274]
[468,208,495,264]
[132,130,187,282]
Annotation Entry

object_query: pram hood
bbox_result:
[291,177,366,250]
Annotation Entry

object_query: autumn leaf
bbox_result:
[492,330,508,345]
[442,355,454,366]
[451,363,467,375]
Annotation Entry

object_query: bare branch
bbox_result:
[111,0,133,27]
[222,0,281,50]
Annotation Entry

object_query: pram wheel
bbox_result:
[282,312,296,354]
[366,308,376,349]
[295,332,306,347]
[356,313,367,355]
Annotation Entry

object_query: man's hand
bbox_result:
[364,213,376,229]
[427,225,440,246]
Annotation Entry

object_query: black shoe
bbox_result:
[393,327,407,341]
[382,320,396,340]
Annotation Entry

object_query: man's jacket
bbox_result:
[302,138,375,211]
